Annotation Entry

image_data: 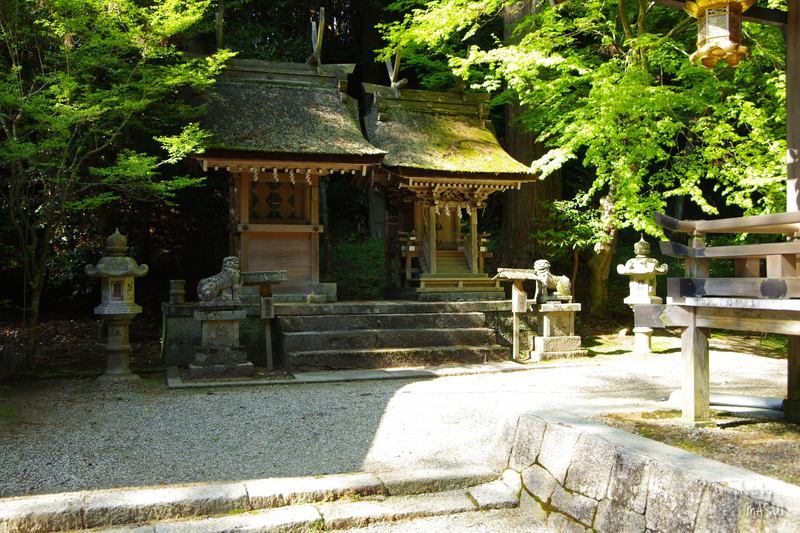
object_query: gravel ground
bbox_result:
[0,336,788,497]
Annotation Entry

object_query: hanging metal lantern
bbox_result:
[685,0,754,68]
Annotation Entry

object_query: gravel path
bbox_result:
[0,337,787,497]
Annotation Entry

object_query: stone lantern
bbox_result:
[685,0,753,68]
[86,229,148,384]
[617,236,668,355]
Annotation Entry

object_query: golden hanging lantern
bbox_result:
[684,0,754,68]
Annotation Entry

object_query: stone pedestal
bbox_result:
[633,326,654,355]
[96,312,141,385]
[189,308,253,378]
[530,302,587,362]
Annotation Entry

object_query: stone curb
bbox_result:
[0,466,499,533]
[165,361,535,389]
[505,410,800,533]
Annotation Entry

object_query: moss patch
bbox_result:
[596,410,800,486]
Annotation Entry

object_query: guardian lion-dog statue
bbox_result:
[198,256,242,303]
[532,259,571,303]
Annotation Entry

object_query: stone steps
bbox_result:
[275,301,511,371]
[0,467,519,533]
[278,312,487,332]
[286,345,510,371]
[274,301,510,316]
[282,328,497,353]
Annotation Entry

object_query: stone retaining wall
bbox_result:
[500,411,800,533]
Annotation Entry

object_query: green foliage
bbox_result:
[381,0,788,245]
[0,0,231,367]
[324,238,385,301]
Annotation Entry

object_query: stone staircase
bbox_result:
[0,467,528,533]
[276,301,510,371]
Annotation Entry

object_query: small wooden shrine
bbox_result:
[362,82,535,297]
[196,59,385,301]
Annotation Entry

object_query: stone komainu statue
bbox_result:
[533,259,571,302]
[198,256,242,303]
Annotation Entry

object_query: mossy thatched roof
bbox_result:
[363,84,531,177]
[204,60,384,159]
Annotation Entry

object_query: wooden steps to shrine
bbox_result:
[276,302,510,371]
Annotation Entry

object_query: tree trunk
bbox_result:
[587,194,617,314]
[498,1,562,268]
[23,230,49,371]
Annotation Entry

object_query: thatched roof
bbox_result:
[363,83,532,178]
[204,60,384,160]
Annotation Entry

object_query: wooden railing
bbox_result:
[635,212,800,424]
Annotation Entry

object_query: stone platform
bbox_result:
[163,300,541,371]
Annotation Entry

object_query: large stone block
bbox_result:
[501,469,522,496]
[534,336,582,353]
[539,313,574,337]
[593,499,645,533]
[546,511,587,533]
[645,461,706,532]
[488,415,518,471]
[521,465,558,504]
[607,447,651,515]
[317,490,476,529]
[244,473,384,508]
[694,484,745,533]
[550,485,597,526]
[0,492,85,533]
[509,415,547,471]
[519,488,549,525]
[377,466,496,496]
[565,434,617,501]
[537,423,580,484]
[85,482,248,528]
[468,480,519,510]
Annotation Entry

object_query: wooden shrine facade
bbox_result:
[197,59,384,301]
[363,82,535,294]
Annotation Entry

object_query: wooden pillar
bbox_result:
[311,175,320,285]
[788,0,799,212]
[685,232,709,278]
[681,307,710,423]
[427,205,438,274]
[470,207,479,273]
[682,230,710,423]
[787,336,800,422]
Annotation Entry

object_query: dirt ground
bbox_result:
[596,410,800,486]
[0,316,162,376]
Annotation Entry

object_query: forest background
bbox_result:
[0,0,790,376]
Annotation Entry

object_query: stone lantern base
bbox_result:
[189,308,254,379]
[96,312,141,385]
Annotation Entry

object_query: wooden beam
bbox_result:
[655,211,800,235]
[652,0,787,27]
[238,224,324,233]
[660,239,800,259]
[668,277,800,299]
[635,303,800,334]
